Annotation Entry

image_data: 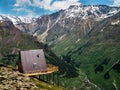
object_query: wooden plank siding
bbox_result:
[18,49,58,76]
[18,49,47,73]
[23,64,58,76]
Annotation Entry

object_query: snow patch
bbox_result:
[111,20,120,25]
[76,38,81,43]
[0,14,36,25]
[0,16,2,20]
[7,15,20,24]
[58,34,66,41]
[48,41,53,45]
[0,20,3,23]
[100,27,105,32]
[18,16,36,23]
[64,5,120,21]
[33,32,38,37]
[64,47,69,51]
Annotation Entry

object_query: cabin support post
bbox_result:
[48,74,50,82]
[52,72,55,85]
[57,73,59,86]
[46,74,49,81]
[39,75,41,80]
[42,74,44,80]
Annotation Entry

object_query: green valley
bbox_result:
[51,11,120,90]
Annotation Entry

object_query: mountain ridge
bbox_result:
[0,14,37,24]
[17,5,120,43]
[63,10,120,89]
[0,5,120,44]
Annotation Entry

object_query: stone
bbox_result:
[0,66,39,90]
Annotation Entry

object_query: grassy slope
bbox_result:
[31,77,65,90]
[50,33,83,56]
[69,41,120,89]
[66,13,120,89]
[0,63,64,90]
[0,21,79,88]
[49,12,120,89]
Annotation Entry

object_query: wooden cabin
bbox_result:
[18,49,58,76]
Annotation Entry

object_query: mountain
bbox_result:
[64,10,120,89]
[0,14,37,24]
[4,5,119,55]
[37,5,120,55]
[1,5,120,41]
[1,5,119,44]
[18,5,120,34]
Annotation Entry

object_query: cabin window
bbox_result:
[33,63,38,69]
[37,54,39,58]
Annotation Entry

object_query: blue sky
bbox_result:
[0,0,119,17]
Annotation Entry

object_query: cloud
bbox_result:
[14,0,32,7]
[49,0,81,11]
[14,0,81,11]
[13,7,36,17]
[13,0,36,17]
[32,0,52,10]
[113,0,120,6]
[32,0,81,10]
[13,0,81,17]
[12,7,25,12]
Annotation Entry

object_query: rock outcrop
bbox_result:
[0,65,39,90]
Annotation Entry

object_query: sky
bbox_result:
[0,0,120,17]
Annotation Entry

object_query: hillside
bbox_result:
[64,11,120,89]
[0,20,78,78]
[0,20,103,90]
[1,5,119,43]
[20,5,120,56]
[1,5,120,57]
[0,64,64,90]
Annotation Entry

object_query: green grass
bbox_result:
[47,14,120,89]
[31,77,65,90]
[50,34,83,56]
[65,40,120,90]
[0,63,64,90]
[48,33,120,89]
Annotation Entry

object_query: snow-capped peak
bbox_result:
[7,15,21,24]
[0,14,37,24]
[64,5,120,20]
[0,15,10,21]
[18,16,36,23]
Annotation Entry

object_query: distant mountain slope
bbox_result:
[0,14,36,24]
[65,11,120,90]
[0,20,78,77]
[15,5,120,42]
[1,5,119,43]
[12,5,119,56]
[0,5,120,56]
